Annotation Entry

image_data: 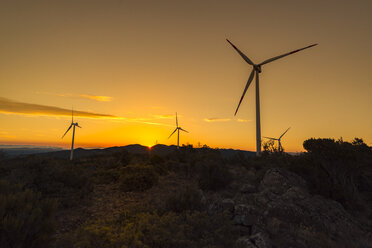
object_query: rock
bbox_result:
[231,168,369,247]
[281,186,308,201]
[235,232,271,248]
[233,204,258,226]
[240,183,256,194]
[221,198,235,213]
[249,232,271,248]
[208,198,234,215]
[235,236,256,248]
[252,189,279,207]
[259,168,307,194]
[199,190,207,205]
[265,194,367,247]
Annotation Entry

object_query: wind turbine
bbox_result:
[62,109,82,160]
[227,39,317,156]
[263,127,291,152]
[168,112,188,149]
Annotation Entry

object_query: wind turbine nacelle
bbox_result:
[254,65,262,73]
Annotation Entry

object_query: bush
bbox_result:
[198,160,232,191]
[113,150,132,167]
[94,168,121,184]
[68,211,237,248]
[120,164,158,192]
[291,138,372,210]
[262,139,280,154]
[149,154,169,175]
[3,157,92,208]
[0,180,57,248]
[165,186,204,213]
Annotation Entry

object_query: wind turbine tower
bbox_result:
[168,112,188,149]
[227,39,317,156]
[62,109,82,160]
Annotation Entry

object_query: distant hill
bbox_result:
[0,145,63,158]
[0,144,255,159]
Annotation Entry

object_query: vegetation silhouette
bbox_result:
[263,127,291,152]
[0,137,370,247]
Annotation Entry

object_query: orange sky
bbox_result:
[0,0,371,152]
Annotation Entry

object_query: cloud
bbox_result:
[79,94,113,102]
[0,97,176,127]
[0,134,16,138]
[37,92,113,102]
[204,118,231,122]
[237,118,251,122]
[117,116,174,127]
[0,97,119,119]
[0,131,16,139]
[152,114,176,119]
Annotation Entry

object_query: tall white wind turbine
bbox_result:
[263,127,291,152]
[168,112,188,149]
[62,109,82,160]
[227,39,317,156]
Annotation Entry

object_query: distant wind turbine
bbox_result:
[62,109,82,160]
[227,39,317,156]
[263,127,291,152]
[168,112,188,149]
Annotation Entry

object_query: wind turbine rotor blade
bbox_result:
[226,39,254,65]
[176,112,178,127]
[259,44,318,66]
[62,124,73,138]
[279,127,291,139]
[234,68,255,116]
[77,124,82,128]
[180,128,189,133]
[263,136,278,140]
[168,128,178,139]
[71,108,74,123]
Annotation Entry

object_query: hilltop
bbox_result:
[0,143,256,159]
[0,138,371,248]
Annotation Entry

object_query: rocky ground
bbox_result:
[208,167,371,248]
[53,165,372,248]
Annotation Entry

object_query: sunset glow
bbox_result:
[0,0,371,152]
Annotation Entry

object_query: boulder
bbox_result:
[235,232,271,248]
[233,168,369,248]
[233,204,259,227]
[259,168,307,194]
[208,198,234,215]
[240,183,257,194]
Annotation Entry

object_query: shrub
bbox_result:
[149,154,169,175]
[94,168,121,184]
[68,211,237,248]
[119,164,158,192]
[169,161,197,178]
[113,150,132,167]
[2,157,92,208]
[294,138,372,210]
[165,186,204,213]
[198,160,232,191]
[0,180,57,248]
[262,139,279,154]
[149,154,164,165]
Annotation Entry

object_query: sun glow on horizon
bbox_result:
[0,1,371,153]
